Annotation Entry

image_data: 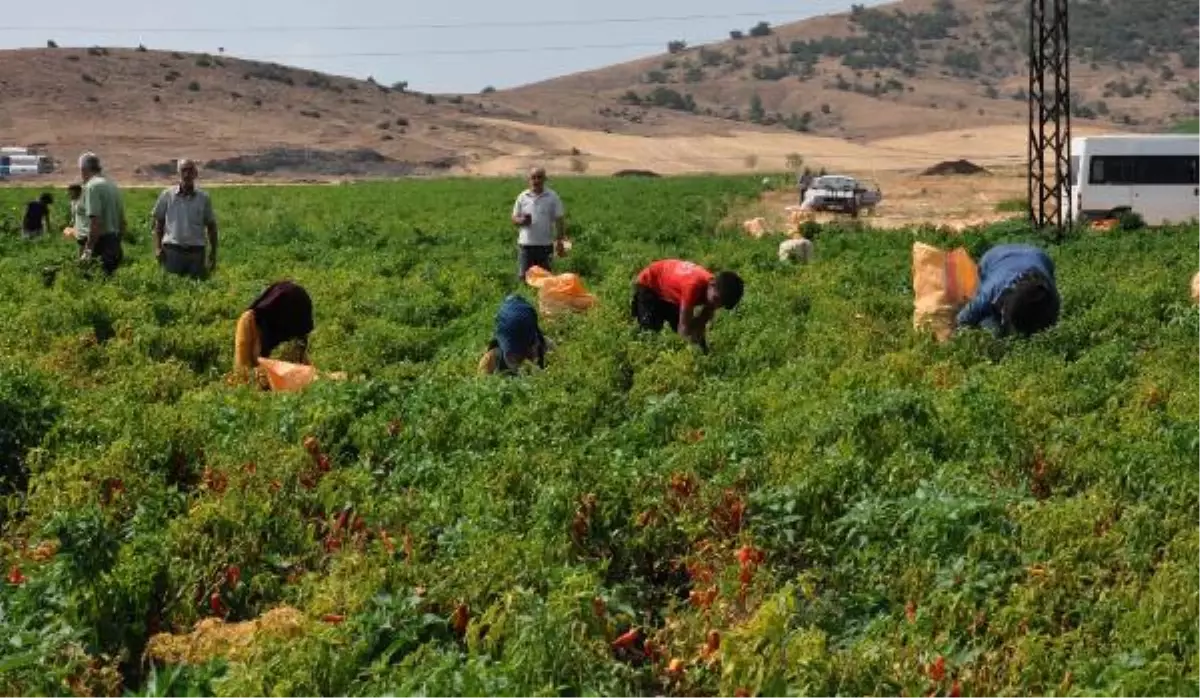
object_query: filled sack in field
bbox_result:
[912,242,979,342]
[524,265,597,316]
[779,237,813,263]
[146,606,307,665]
[742,217,767,238]
[1191,271,1199,304]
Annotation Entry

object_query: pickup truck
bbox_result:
[799,175,883,217]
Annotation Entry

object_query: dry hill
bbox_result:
[493,0,1198,142]
[0,0,1193,182]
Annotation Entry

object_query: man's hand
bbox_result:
[79,248,93,262]
[555,238,568,258]
[512,213,532,226]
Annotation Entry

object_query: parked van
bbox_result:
[1069,134,1199,225]
[0,154,54,177]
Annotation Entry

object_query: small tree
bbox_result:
[392,81,408,93]
[748,94,765,123]
[667,40,687,54]
[749,21,772,38]
[46,40,58,48]
[481,85,496,94]
[729,30,744,40]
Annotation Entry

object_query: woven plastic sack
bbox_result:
[257,357,318,392]
[778,237,813,263]
[912,242,979,342]
[524,265,597,316]
[742,217,767,238]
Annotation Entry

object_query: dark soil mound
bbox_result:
[921,159,989,176]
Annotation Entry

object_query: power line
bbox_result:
[0,9,818,34]
[241,42,674,59]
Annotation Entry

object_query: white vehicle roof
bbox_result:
[811,175,859,188]
[1072,134,1199,156]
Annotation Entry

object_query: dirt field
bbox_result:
[728,166,1030,234]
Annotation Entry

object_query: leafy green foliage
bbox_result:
[0,178,1196,696]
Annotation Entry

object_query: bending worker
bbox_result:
[956,243,1060,338]
[479,294,551,375]
[234,281,315,380]
[631,259,743,354]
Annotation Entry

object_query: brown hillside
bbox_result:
[0,46,768,182]
[492,0,1198,141]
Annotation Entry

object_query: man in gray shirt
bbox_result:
[153,158,218,279]
[510,166,566,282]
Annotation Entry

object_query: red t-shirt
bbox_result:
[637,259,713,309]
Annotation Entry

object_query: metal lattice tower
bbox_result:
[1027,0,1072,235]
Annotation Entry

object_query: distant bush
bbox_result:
[46,40,58,48]
[749,21,772,37]
[187,80,201,91]
[195,54,213,68]
[730,30,744,40]
[481,85,496,94]
[667,40,687,54]
[569,156,588,173]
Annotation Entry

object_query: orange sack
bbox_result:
[524,265,597,316]
[912,242,979,342]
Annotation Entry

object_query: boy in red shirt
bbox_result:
[631,259,744,353]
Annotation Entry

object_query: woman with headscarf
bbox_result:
[955,243,1060,338]
[478,295,551,375]
[234,281,315,381]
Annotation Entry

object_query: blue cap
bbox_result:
[494,295,540,359]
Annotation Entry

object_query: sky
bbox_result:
[0,0,890,93]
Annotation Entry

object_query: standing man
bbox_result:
[79,152,126,275]
[153,158,218,279]
[510,166,566,282]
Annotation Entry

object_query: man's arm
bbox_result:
[205,196,219,270]
[511,196,527,226]
[83,186,101,253]
[955,290,993,330]
[152,191,168,257]
[554,197,566,240]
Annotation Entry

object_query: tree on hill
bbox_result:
[749,21,772,38]
[748,93,765,123]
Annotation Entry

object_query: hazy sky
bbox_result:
[0,0,890,93]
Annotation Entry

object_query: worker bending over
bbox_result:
[956,243,1060,338]
[479,295,551,375]
[631,259,743,354]
[235,281,315,380]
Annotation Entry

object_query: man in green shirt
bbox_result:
[78,152,126,275]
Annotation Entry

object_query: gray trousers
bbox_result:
[162,244,207,279]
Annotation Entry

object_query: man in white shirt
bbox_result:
[153,158,218,279]
[510,166,566,282]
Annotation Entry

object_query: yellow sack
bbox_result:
[912,242,979,342]
[257,357,318,392]
[524,265,597,316]
[742,217,767,238]
[63,226,77,240]
[1191,271,1199,304]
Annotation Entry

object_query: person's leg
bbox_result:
[97,234,122,275]
[634,285,669,331]
[184,248,207,279]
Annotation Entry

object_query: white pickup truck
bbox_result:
[799,175,883,217]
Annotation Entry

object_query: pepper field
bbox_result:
[0,177,1196,696]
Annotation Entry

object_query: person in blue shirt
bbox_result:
[956,243,1060,337]
[478,295,550,375]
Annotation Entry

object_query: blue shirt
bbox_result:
[956,244,1058,334]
